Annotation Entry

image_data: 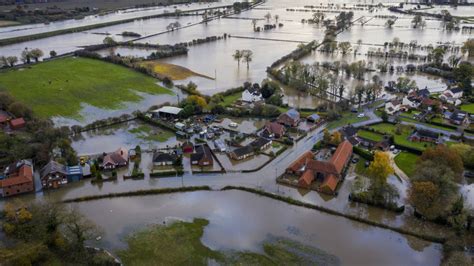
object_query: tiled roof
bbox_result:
[329,140,353,174]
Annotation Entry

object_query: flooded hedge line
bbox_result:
[220,186,446,244]
[62,186,211,203]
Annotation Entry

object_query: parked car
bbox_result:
[357,113,365,118]
[465,171,474,178]
[352,158,359,163]
[229,122,238,128]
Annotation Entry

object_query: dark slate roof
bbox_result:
[450,111,467,121]
[418,88,430,97]
[232,146,254,158]
[153,152,177,163]
[40,161,67,178]
[417,129,439,139]
[191,145,212,162]
[450,87,463,94]
[250,137,271,150]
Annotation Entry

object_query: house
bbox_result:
[182,141,194,153]
[402,96,421,109]
[102,148,129,169]
[242,87,263,103]
[420,98,441,111]
[9,117,25,130]
[66,165,83,183]
[153,152,178,166]
[287,140,353,194]
[449,110,469,125]
[262,122,286,138]
[409,129,439,143]
[440,88,463,106]
[0,160,34,197]
[229,145,254,160]
[250,137,272,151]
[151,106,183,119]
[278,109,300,127]
[307,114,321,123]
[40,161,68,189]
[385,99,401,115]
[191,145,213,166]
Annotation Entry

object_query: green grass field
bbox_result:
[327,112,369,130]
[357,130,384,142]
[0,57,172,118]
[369,123,435,151]
[394,152,419,178]
[460,103,474,114]
[117,218,339,265]
[222,92,242,106]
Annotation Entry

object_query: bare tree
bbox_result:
[233,50,243,67]
[264,12,272,23]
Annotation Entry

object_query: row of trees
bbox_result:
[1,48,57,68]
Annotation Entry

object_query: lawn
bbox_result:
[117,218,340,265]
[357,130,384,142]
[394,151,419,178]
[369,123,435,151]
[139,61,213,81]
[355,157,368,176]
[460,103,474,114]
[222,92,242,106]
[129,124,174,142]
[327,112,369,130]
[0,57,172,118]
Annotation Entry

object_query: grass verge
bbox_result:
[394,151,419,178]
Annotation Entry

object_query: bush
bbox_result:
[353,146,374,161]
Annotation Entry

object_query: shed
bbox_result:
[151,106,182,119]
[66,165,83,182]
[9,118,25,130]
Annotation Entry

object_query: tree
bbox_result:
[264,12,271,23]
[385,19,395,28]
[21,49,31,64]
[395,76,417,93]
[461,39,474,57]
[186,95,207,109]
[102,36,116,45]
[232,50,242,67]
[420,144,464,180]
[49,50,57,57]
[312,11,324,24]
[451,143,474,168]
[338,41,352,55]
[453,62,473,94]
[322,128,331,143]
[274,14,279,23]
[6,56,18,67]
[430,47,446,66]
[367,151,393,185]
[411,14,425,29]
[448,55,461,68]
[63,207,100,251]
[242,49,253,69]
[251,19,258,31]
[330,131,342,145]
[29,48,43,63]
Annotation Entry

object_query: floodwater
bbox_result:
[0,0,235,40]
[71,120,177,155]
[71,190,443,265]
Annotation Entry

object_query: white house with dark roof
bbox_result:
[385,99,402,115]
[440,88,463,106]
[242,87,263,103]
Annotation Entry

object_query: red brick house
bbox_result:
[191,144,213,166]
[277,109,300,127]
[288,140,353,194]
[102,148,129,169]
[263,122,286,139]
[0,160,34,197]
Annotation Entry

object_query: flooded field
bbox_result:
[71,120,177,155]
[71,190,443,265]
